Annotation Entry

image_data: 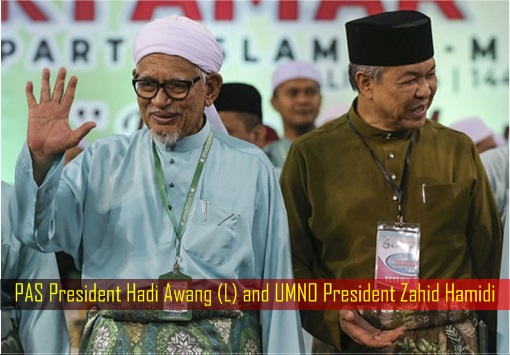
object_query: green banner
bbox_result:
[2,0,508,183]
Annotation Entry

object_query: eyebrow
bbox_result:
[136,75,190,81]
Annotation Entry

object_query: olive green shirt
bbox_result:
[280,102,502,350]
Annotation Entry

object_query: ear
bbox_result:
[270,95,280,112]
[251,124,267,149]
[355,71,374,100]
[205,73,223,107]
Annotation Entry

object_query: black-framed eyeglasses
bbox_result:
[132,76,202,100]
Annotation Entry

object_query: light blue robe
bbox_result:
[481,146,508,227]
[2,181,70,354]
[481,146,509,355]
[264,137,291,169]
[11,120,304,354]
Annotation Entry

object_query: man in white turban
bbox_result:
[11,15,303,353]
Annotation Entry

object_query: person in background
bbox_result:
[58,140,88,281]
[481,147,509,227]
[481,146,509,355]
[2,181,70,354]
[11,15,303,353]
[449,116,505,153]
[215,82,266,148]
[61,140,89,351]
[280,10,502,353]
[314,103,350,127]
[264,60,322,168]
[263,125,280,147]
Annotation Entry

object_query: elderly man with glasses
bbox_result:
[11,16,303,354]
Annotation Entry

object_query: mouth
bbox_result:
[409,104,427,118]
[149,110,180,125]
[294,109,315,118]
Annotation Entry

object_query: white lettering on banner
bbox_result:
[1,36,21,65]
[116,106,143,136]
[3,31,506,92]
[0,35,129,69]
[70,101,109,132]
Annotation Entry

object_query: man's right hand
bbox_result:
[26,67,96,185]
[339,310,406,349]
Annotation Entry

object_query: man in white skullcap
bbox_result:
[11,15,303,353]
[264,60,322,168]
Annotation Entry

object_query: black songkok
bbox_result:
[215,83,263,122]
[346,10,434,66]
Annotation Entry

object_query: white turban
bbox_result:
[133,15,227,134]
[272,60,321,92]
[133,15,223,72]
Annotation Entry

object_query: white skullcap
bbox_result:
[450,117,492,144]
[133,15,223,73]
[315,103,350,127]
[272,60,321,92]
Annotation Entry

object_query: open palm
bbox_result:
[25,68,96,183]
[26,67,96,157]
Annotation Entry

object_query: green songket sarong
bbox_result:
[80,309,261,354]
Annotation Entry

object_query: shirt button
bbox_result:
[389,153,395,159]
[169,182,175,188]
[386,133,392,139]
[392,195,398,201]
[170,159,175,164]
[168,205,173,210]
[391,174,397,180]
[170,144,176,151]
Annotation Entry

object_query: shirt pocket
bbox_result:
[418,182,470,242]
[182,200,239,267]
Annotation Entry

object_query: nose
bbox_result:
[416,78,432,98]
[151,87,172,106]
[296,91,312,104]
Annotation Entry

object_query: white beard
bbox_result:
[151,130,182,147]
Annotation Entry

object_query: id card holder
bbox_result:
[158,271,192,321]
[375,221,420,290]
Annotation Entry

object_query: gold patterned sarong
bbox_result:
[79,309,261,354]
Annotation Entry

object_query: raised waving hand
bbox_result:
[26,67,96,184]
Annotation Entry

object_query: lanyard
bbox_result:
[152,130,214,274]
[347,118,415,224]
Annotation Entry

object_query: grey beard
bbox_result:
[151,130,182,148]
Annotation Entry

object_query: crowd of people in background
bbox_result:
[2,9,508,355]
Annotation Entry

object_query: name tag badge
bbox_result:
[158,271,192,321]
[375,221,420,290]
